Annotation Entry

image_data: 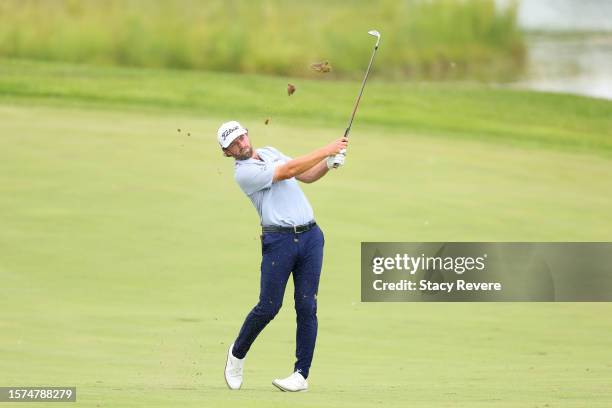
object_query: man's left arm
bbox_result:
[296,159,329,184]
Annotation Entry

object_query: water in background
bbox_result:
[511,0,612,31]
[519,33,612,100]
[497,0,612,100]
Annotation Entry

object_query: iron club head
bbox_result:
[368,30,381,47]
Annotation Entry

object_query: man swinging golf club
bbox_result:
[220,121,347,392]
[222,29,379,392]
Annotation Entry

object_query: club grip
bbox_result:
[343,127,351,138]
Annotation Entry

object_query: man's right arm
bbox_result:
[273,137,348,182]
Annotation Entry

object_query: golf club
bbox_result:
[333,29,381,168]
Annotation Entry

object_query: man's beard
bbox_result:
[234,146,252,160]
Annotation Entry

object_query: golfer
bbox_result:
[219,120,347,392]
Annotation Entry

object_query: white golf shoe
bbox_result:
[224,343,244,390]
[272,371,308,392]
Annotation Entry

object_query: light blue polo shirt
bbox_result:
[234,147,314,227]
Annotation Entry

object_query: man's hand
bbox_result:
[324,137,349,156]
[326,149,346,169]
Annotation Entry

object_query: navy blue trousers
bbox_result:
[232,225,324,379]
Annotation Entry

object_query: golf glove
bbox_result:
[327,149,346,169]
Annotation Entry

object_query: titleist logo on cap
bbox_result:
[222,126,239,140]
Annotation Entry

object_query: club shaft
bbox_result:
[344,44,379,138]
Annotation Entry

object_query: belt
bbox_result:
[262,221,317,234]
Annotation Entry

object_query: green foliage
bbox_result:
[0,0,525,80]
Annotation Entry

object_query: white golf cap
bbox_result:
[217,120,247,148]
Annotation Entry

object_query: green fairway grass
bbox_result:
[1,60,611,407]
[1,58,611,157]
